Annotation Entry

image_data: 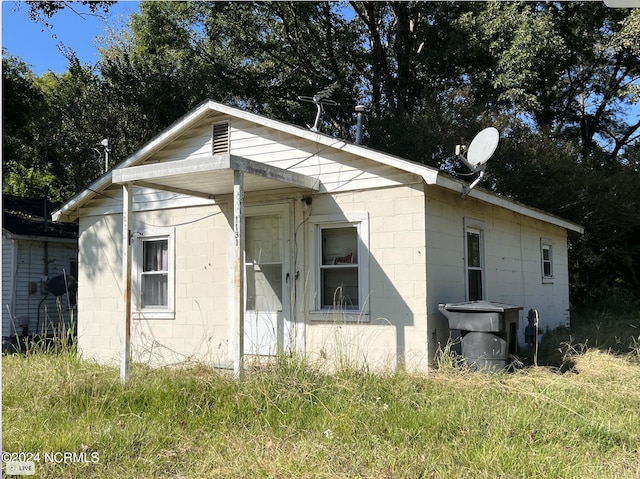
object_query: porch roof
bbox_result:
[111,153,321,198]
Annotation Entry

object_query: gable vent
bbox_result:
[212,121,230,155]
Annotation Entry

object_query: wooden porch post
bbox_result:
[121,183,133,383]
[233,170,245,378]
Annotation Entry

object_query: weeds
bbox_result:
[4,345,640,478]
[3,308,640,478]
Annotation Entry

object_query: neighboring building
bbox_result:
[53,100,583,373]
[2,195,78,350]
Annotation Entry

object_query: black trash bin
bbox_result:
[438,301,522,372]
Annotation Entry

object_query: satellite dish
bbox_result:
[455,127,500,196]
[466,127,499,170]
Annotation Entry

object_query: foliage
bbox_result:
[25,1,116,32]
[2,53,53,198]
[3,1,640,301]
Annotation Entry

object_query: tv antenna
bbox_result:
[93,138,111,174]
[298,83,338,133]
[455,127,500,196]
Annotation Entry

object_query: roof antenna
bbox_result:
[93,138,111,173]
[298,83,338,133]
[455,127,500,197]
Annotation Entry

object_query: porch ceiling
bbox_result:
[111,154,321,199]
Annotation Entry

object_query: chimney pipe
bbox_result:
[355,105,365,145]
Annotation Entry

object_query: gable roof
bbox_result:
[3,195,78,240]
[52,100,583,234]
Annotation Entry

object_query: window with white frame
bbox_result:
[134,228,175,319]
[541,239,554,282]
[465,221,485,301]
[310,214,369,316]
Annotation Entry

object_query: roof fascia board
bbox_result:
[2,231,78,243]
[54,99,581,234]
[434,175,584,234]
[112,154,232,184]
[229,155,320,191]
[112,153,320,193]
[53,102,217,222]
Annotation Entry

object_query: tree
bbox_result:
[24,1,115,31]
[2,53,56,198]
[10,1,640,304]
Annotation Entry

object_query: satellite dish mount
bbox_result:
[455,127,500,196]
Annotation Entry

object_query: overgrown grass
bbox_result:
[520,307,640,370]
[3,311,640,478]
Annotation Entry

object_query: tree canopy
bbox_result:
[3,1,640,305]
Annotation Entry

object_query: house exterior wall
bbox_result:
[77,201,232,366]
[425,186,571,358]
[2,232,16,337]
[303,184,429,372]
[1,233,77,339]
[70,109,576,372]
[75,113,433,369]
[77,183,431,372]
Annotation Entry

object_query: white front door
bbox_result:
[244,204,291,356]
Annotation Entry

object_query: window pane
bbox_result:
[143,239,168,272]
[468,270,483,301]
[467,231,481,268]
[322,227,357,265]
[245,215,282,263]
[321,267,359,309]
[246,263,283,312]
[142,273,168,307]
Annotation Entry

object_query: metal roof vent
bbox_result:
[212,121,230,155]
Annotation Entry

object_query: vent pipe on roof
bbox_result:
[355,105,366,145]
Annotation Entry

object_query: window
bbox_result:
[321,226,359,309]
[541,239,554,283]
[309,214,369,317]
[212,121,230,155]
[465,221,485,301]
[134,228,175,319]
[141,239,169,308]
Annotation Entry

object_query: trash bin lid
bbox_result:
[440,300,523,313]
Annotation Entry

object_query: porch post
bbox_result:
[233,170,245,378]
[120,183,133,383]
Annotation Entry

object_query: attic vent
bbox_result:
[212,121,230,155]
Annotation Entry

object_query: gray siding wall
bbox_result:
[2,237,77,338]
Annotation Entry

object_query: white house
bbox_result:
[3,195,78,350]
[53,100,583,375]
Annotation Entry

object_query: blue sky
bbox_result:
[2,1,139,75]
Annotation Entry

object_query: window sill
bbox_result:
[133,310,175,320]
[542,277,555,284]
[309,310,370,323]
